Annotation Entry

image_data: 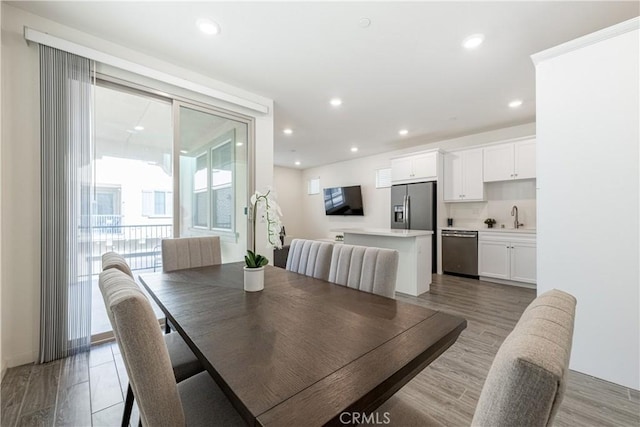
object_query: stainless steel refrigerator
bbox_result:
[391,181,437,272]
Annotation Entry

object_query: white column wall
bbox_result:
[534,20,639,389]
[1,3,273,367]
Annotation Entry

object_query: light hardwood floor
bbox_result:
[2,274,639,426]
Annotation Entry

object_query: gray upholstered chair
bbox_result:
[99,268,244,427]
[471,289,576,427]
[102,251,134,278]
[327,244,399,298]
[162,236,222,272]
[285,239,334,280]
[371,289,576,426]
[100,253,204,426]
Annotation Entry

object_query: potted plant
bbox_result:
[484,218,497,229]
[244,189,283,291]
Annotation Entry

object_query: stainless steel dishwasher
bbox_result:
[442,230,478,278]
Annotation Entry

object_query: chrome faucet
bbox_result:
[511,205,523,229]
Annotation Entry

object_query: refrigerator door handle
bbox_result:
[405,195,411,229]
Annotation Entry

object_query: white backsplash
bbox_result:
[446,179,536,229]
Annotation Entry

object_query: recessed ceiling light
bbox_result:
[462,34,485,49]
[508,99,523,108]
[196,18,221,35]
[283,128,293,135]
[330,98,342,107]
[295,161,301,166]
[351,147,358,152]
[180,150,188,154]
[134,125,144,131]
[236,142,243,146]
[399,129,409,136]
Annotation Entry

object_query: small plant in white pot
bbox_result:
[244,189,283,292]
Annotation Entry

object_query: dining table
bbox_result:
[138,262,466,426]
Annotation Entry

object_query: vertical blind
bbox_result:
[39,46,93,363]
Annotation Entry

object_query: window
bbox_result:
[307,177,320,195]
[211,142,233,230]
[189,133,235,232]
[142,190,172,217]
[376,168,392,189]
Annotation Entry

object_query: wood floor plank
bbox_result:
[16,407,55,427]
[54,381,91,427]
[1,363,33,427]
[58,353,89,388]
[20,361,61,416]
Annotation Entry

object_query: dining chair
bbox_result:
[98,268,244,427]
[471,289,576,427]
[162,236,222,272]
[102,251,134,277]
[285,239,334,280]
[328,244,399,298]
[371,289,576,426]
[101,253,204,427]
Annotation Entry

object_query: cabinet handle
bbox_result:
[514,173,518,177]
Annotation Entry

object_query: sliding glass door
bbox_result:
[92,82,173,337]
[90,80,252,340]
[176,104,249,262]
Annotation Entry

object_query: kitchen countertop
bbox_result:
[335,228,434,238]
[440,226,537,234]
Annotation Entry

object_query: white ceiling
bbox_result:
[11,1,639,169]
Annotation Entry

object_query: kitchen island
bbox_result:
[336,228,433,296]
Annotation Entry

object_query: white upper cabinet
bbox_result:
[443,148,484,202]
[483,138,536,182]
[391,151,438,184]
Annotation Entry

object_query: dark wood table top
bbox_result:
[139,262,466,426]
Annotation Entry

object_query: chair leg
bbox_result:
[164,319,171,334]
[122,384,135,427]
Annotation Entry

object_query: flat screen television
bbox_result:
[323,185,364,216]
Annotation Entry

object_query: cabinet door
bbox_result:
[411,152,438,180]
[514,139,536,180]
[510,241,537,283]
[443,152,463,201]
[462,148,484,200]
[483,144,514,182]
[391,157,413,182]
[478,240,510,279]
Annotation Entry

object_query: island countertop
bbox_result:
[335,228,434,238]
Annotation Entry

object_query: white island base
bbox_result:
[338,228,433,297]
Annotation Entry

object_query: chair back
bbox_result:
[101,251,133,278]
[328,244,399,298]
[98,269,185,426]
[162,236,222,272]
[471,289,577,427]
[286,239,334,280]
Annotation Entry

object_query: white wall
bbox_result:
[299,123,536,239]
[534,20,639,390]
[1,3,274,367]
[273,167,305,243]
[0,0,4,381]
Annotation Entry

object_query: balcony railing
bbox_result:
[91,222,172,273]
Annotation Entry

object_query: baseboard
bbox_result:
[479,276,536,289]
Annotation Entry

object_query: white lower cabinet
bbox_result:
[478,232,536,286]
